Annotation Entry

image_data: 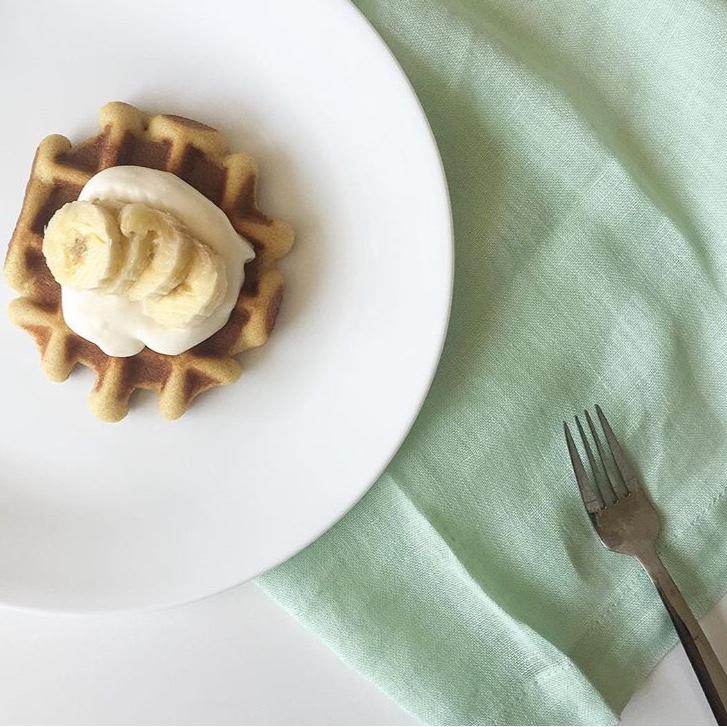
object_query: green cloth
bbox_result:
[259,1,727,723]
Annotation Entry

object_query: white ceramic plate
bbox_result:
[0,0,452,611]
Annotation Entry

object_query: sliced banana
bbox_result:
[43,201,124,291]
[120,203,194,300]
[45,198,230,329]
[100,203,149,294]
[143,242,228,328]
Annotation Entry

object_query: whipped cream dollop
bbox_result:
[60,166,254,357]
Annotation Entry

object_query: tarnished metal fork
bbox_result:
[565,406,727,725]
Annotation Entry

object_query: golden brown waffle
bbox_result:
[4,102,294,421]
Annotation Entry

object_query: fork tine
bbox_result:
[564,421,604,514]
[584,410,624,501]
[575,415,614,506]
[595,404,639,492]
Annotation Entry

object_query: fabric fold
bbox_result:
[259,1,727,723]
[262,476,615,724]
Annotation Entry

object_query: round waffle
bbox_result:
[4,102,294,421]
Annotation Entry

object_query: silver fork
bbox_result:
[565,405,727,725]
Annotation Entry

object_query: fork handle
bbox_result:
[638,547,727,725]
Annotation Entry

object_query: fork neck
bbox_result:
[633,545,694,636]
[632,544,663,578]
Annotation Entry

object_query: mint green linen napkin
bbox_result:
[259,1,727,723]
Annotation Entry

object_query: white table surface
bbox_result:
[0,584,723,725]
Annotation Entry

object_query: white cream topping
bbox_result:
[61,166,254,357]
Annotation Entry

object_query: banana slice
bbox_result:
[120,203,194,300]
[45,199,229,329]
[100,203,148,294]
[143,242,228,328]
[43,201,124,291]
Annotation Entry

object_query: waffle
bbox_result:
[4,102,294,421]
